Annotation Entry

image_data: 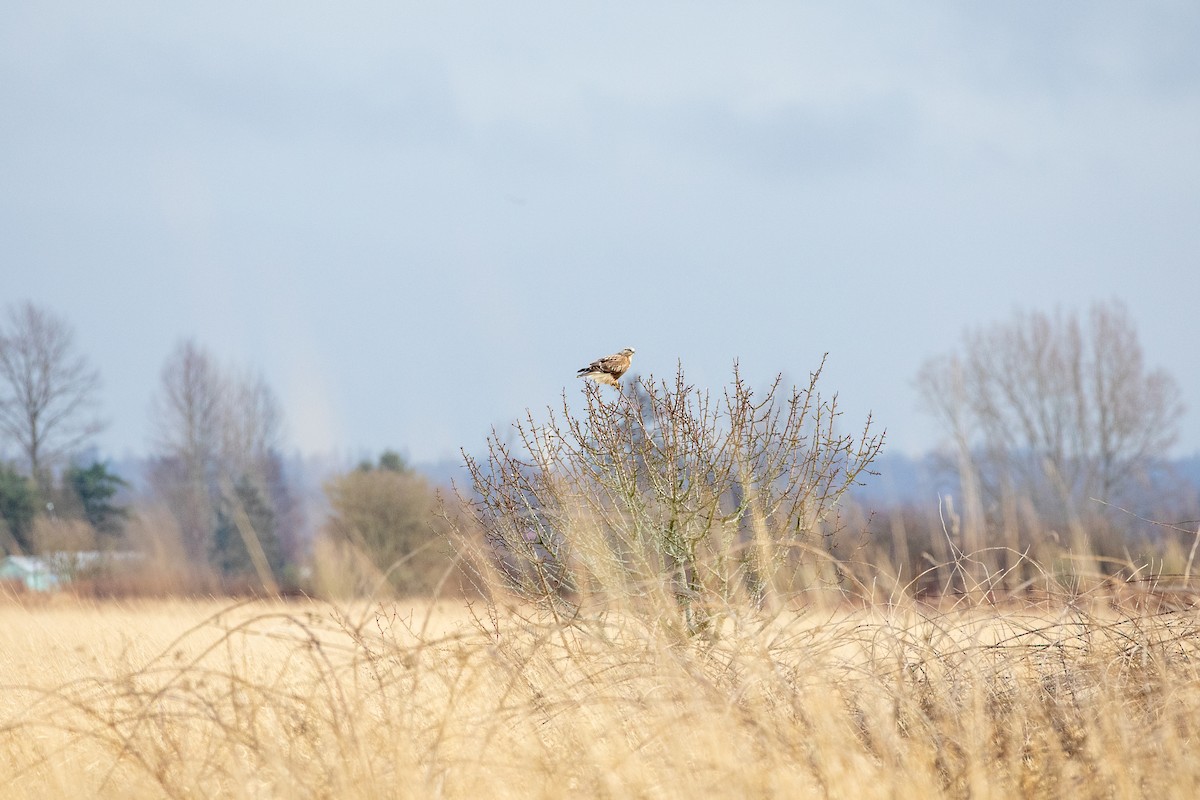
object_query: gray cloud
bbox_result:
[1,3,1198,461]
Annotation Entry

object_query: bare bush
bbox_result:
[30,515,97,554]
[461,359,883,635]
[317,457,457,597]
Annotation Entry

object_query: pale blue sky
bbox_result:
[3,2,1198,464]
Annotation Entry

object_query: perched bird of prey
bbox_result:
[576,347,636,387]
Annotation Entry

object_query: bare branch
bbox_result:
[459,359,884,635]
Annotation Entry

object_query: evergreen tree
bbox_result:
[66,461,128,538]
[0,465,36,553]
[378,449,407,473]
[210,475,283,587]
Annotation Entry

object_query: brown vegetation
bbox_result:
[3,565,1200,798]
[314,455,460,598]
[1,306,1197,796]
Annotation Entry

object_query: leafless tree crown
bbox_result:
[0,302,104,484]
[917,301,1184,517]
[462,359,883,634]
[149,339,287,573]
[152,340,224,479]
[151,341,283,476]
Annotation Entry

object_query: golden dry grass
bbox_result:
[2,589,1200,799]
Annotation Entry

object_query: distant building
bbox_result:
[0,552,141,593]
[0,556,61,592]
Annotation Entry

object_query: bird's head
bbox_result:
[621,347,636,356]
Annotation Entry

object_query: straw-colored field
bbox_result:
[3,592,1200,799]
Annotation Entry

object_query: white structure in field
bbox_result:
[0,551,141,592]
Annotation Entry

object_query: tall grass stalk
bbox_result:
[3,548,1200,799]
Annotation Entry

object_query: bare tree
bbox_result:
[152,341,224,474]
[148,339,295,587]
[461,359,883,637]
[917,301,1184,521]
[221,367,283,479]
[149,340,226,566]
[0,302,103,488]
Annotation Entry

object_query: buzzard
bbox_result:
[576,347,636,387]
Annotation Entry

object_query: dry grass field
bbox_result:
[3,586,1200,799]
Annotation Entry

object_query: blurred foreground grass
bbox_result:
[2,590,1199,799]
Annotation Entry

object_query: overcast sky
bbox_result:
[3,2,1198,465]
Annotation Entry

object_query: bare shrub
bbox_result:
[29,515,97,554]
[78,503,208,597]
[317,460,458,598]
[461,359,883,635]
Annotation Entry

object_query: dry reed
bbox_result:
[2,565,1199,799]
